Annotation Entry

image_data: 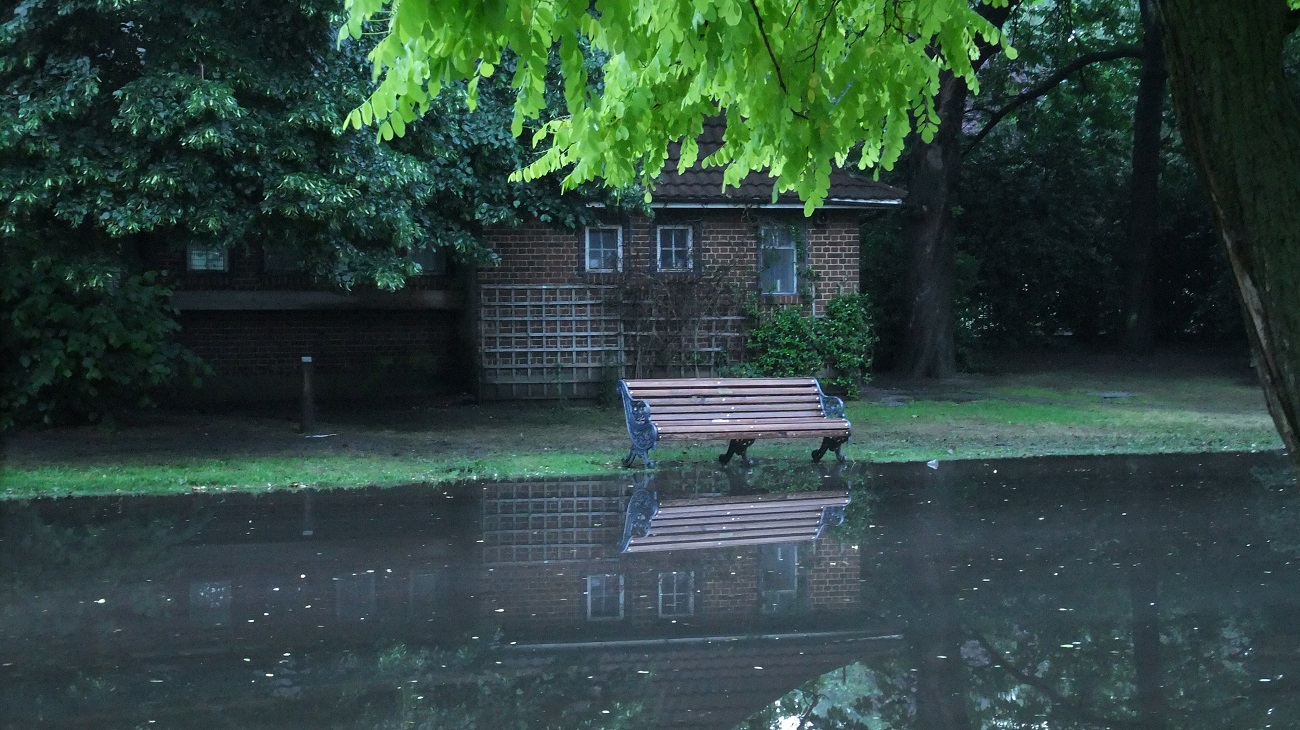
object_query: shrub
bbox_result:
[1,258,208,428]
[736,294,875,398]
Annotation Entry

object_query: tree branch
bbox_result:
[969,632,1144,729]
[747,0,789,95]
[963,45,1142,155]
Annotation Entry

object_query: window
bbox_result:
[187,244,228,272]
[656,226,693,271]
[585,226,622,273]
[262,243,302,274]
[658,571,695,617]
[586,574,624,620]
[759,226,799,294]
[409,570,449,616]
[410,246,448,276]
[759,544,801,614]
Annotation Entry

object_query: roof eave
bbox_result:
[587,199,904,210]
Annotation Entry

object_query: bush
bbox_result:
[736,294,875,398]
[1,258,208,428]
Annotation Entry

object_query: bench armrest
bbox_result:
[619,381,659,453]
[819,393,845,419]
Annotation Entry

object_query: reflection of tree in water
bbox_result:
[1,502,205,587]
[0,501,207,651]
[177,639,649,730]
[738,456,1300,729]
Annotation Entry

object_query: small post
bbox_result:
[300,355,316,435]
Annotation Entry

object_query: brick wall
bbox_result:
[155,243,467,399]
[479,209,862,313]
[806,539,863,612]
[477,540,861,634]
[179,309,463,376]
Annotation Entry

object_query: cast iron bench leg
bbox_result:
[719,438,755,466]
[622,447,655,469]
[813,436,849,463]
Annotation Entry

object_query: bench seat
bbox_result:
[619,377,851,467]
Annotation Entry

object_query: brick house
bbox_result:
[477,138,903,398]
[165,136,902,403]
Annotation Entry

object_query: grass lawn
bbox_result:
[0,351,1281,499]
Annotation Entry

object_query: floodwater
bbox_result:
[1,452,1298,729]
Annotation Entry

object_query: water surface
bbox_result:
[1,452,1297,728]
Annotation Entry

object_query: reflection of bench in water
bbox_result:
[619,489,850,553]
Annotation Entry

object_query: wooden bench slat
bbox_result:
[655,418,848,429]
[624,378,819,388]
[650,402,825,413]
[632,526,822,544]
[657,421,850,434]
[655,491,851,507]
[655,500,850,518]
[648,517,824,535]
[659,431,850,442]
[628,386,822,398]
[624,381,816,392]
[628,395,824,408]
[625,531,825,552]
[649,410,828,422]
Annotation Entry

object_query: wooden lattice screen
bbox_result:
[480,480,626,564]
[478,284,748,399]
[478,285,624,399]
[623,315,747,379]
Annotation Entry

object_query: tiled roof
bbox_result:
[506,631,902,730]
[650,120,905,209]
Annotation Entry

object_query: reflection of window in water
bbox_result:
[586,574,624,620]
[759,544,801,614]
[658,571,695,617]
[334,573,377,620]
[408,570,448,616]
[189,580,232,627]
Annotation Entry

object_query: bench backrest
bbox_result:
[622,377,831,422]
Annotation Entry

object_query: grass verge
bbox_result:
[0,356,1282,499]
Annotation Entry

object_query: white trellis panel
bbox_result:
[478,285,625,400]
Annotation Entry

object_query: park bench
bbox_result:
[618,377,851,467]
[619,487,850,553]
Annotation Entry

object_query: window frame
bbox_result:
[584,225,623,273]
[409,246,449,276]
[758,224,801,295]
[655,225,694,272]
[187,244,229,273]
[657,570,695,617]
[586,573,625,621]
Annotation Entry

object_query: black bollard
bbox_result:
[300,355,316,435]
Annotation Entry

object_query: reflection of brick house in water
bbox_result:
[1,478,885,730]
[162,120,902,402]
[477,478,863,638]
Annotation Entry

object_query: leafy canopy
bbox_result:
[342,0,1012,212]
[1,0,591,290]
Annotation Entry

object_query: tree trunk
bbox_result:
[1156,0,1300,456]
[1125,459,1169,728]
[899,72,966,379]
[907,465,973,729]
[1123,0,1167,352]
